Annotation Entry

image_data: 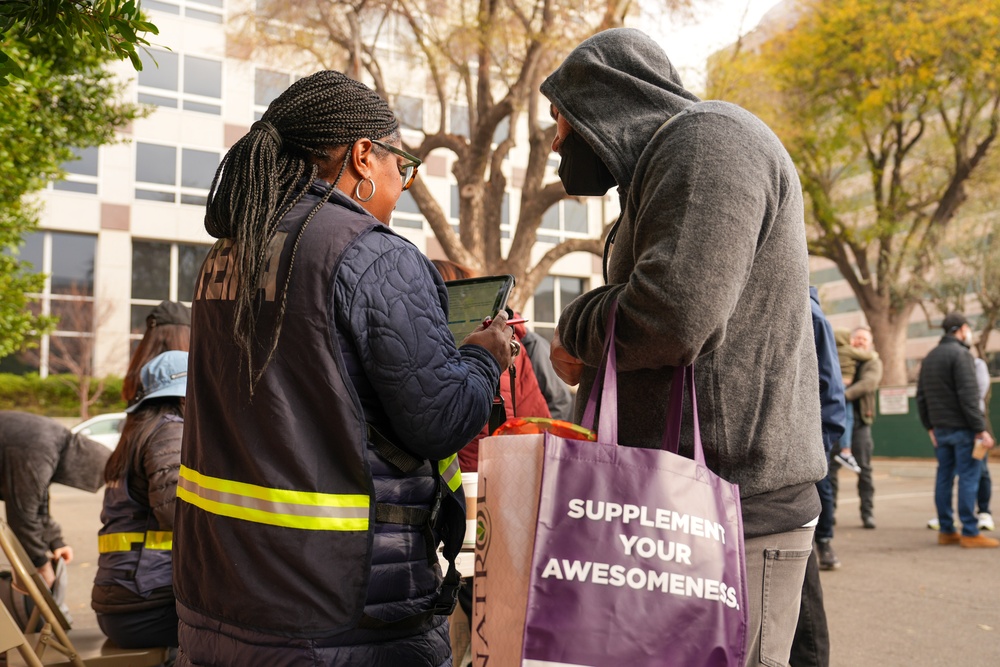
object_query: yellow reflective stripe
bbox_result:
[177,465,369,532]
[98,532,145,553]
[99,531,174,553]
[179,465,368,508]
[144,531,173,550]
[439,455,462,493]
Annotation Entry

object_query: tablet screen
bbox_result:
[445,275,515,343]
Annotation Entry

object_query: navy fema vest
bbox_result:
[94,417,179,596]
[175,185,464,639]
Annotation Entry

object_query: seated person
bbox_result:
[92,351,186,649]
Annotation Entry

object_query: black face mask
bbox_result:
[557,131,617,196]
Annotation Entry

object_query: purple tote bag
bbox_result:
[520,303,749,667]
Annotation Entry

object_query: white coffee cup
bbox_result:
[461,472,478,549]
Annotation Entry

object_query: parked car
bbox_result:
[71,412,127,451]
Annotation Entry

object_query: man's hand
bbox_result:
[37,560,56,588]
[550,329,584,386]
[977,431,996,450]
[928,430,937,447]
[53,546,73,564]
[463,311,513,371]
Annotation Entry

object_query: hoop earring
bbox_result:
[354,177,376,202]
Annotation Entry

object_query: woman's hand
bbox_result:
[463,311,514,371]
[550,329,584,386]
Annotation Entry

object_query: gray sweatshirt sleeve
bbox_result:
[559,111,777,371]
[956,354,988,432]
[974,358,990,414]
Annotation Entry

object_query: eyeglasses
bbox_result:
[372,140,422,191]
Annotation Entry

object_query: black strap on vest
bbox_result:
[366,424,463,619]
[367,423,423,473]
[375,502,436,565]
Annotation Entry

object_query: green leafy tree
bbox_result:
[240,0,694,308]
[0,0,158,86]
[1,26,145,359]
[709,0,1000,385]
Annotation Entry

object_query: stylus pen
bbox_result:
[483,318,529,327]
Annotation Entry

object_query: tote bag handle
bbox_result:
[581,299,706,465]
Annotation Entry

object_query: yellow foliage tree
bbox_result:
[709,0,1000,385]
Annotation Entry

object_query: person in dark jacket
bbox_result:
[174,71,513,667]
[92,351,186,649]
[542,29,827,666]
[790,288,847,667]
[0,411,108,588]
[917,312,997,548]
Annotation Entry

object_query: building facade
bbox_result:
[8,0,609,379]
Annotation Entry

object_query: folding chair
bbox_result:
[0,600,44,667]
[0,519,168,667]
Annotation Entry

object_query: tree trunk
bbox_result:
[865,305,913,386]
[79,377,90,420]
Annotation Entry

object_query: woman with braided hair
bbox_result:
[175,70,514,666]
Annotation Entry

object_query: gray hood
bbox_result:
[540,28,701,188]
[0,411,108,493]
[51,431,109,492]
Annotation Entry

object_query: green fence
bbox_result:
[872,379,999,458]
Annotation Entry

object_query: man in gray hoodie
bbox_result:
[0,411,109,586]
[542,29,827,666]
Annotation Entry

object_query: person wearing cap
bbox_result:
[92,351,187,648]
[123,300,191,408]
[0,411,109,587]
[918,313,997,547]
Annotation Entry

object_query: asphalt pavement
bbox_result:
[4,458,999,666]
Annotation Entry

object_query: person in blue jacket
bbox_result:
[174,71,514,666]
[790,287,847,667]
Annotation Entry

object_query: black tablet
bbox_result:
[444,275,515,343]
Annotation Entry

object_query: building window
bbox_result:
[143,0,224,23]
[135,143,221,206]
[392,190,424,229]
[538,199,590,244]
[52,146,99,194]
[138,49,223,114]
[254,68,292,120]
[450,104,469,138]
[10,231,97,377]
[130,240,210,336]
[395,95,424,131]
[449,185,510,238]
[532,275,586,342]
[493,116,510,145]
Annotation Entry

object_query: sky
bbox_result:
[642,0,782,93]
